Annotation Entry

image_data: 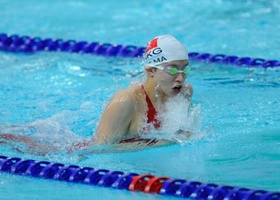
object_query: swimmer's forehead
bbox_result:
[161,60,189,67]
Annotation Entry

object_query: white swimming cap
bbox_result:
[144,35,189,66]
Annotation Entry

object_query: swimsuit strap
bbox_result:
[141,85,161,129]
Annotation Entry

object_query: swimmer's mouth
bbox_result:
[173,85,182,93]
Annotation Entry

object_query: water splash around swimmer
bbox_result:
[140,90,214,145]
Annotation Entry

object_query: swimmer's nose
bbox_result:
[175,73,186,83]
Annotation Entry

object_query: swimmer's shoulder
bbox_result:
[115,84,143,100]
[110,85,141,105]
[108,85,144,112]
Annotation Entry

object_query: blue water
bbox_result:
[1,0,280,199]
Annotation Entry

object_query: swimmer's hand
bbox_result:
[175,129,192,138]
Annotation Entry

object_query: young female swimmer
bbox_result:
[90,35,193,147]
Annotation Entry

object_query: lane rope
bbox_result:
[1,33,280,68]
[1,156,279,199]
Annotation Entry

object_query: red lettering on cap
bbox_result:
[145,38,158,53]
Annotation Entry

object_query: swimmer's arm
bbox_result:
[93,90,135,145]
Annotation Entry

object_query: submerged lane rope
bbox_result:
[0,156,279,199]
[1,33,280,68]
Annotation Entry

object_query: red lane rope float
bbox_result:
[128,174,170,193]
[129,174,155,191]
[1,33,280,68]
[144,176,170,193]
[1,156,280,199]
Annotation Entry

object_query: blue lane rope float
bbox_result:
[1,33,280,68]
[1,156,280,199]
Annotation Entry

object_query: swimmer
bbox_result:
[92,35,193,146]
[1,35,193,155]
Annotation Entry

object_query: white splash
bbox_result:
[142,94,215,145]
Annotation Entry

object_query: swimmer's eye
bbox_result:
[167,65,191,75]
[152,64,191,75]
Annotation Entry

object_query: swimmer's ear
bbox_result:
[145,66,156,77]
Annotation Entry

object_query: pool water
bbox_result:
[1,0,280,199]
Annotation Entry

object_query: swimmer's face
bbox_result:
[153,60,189,97]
